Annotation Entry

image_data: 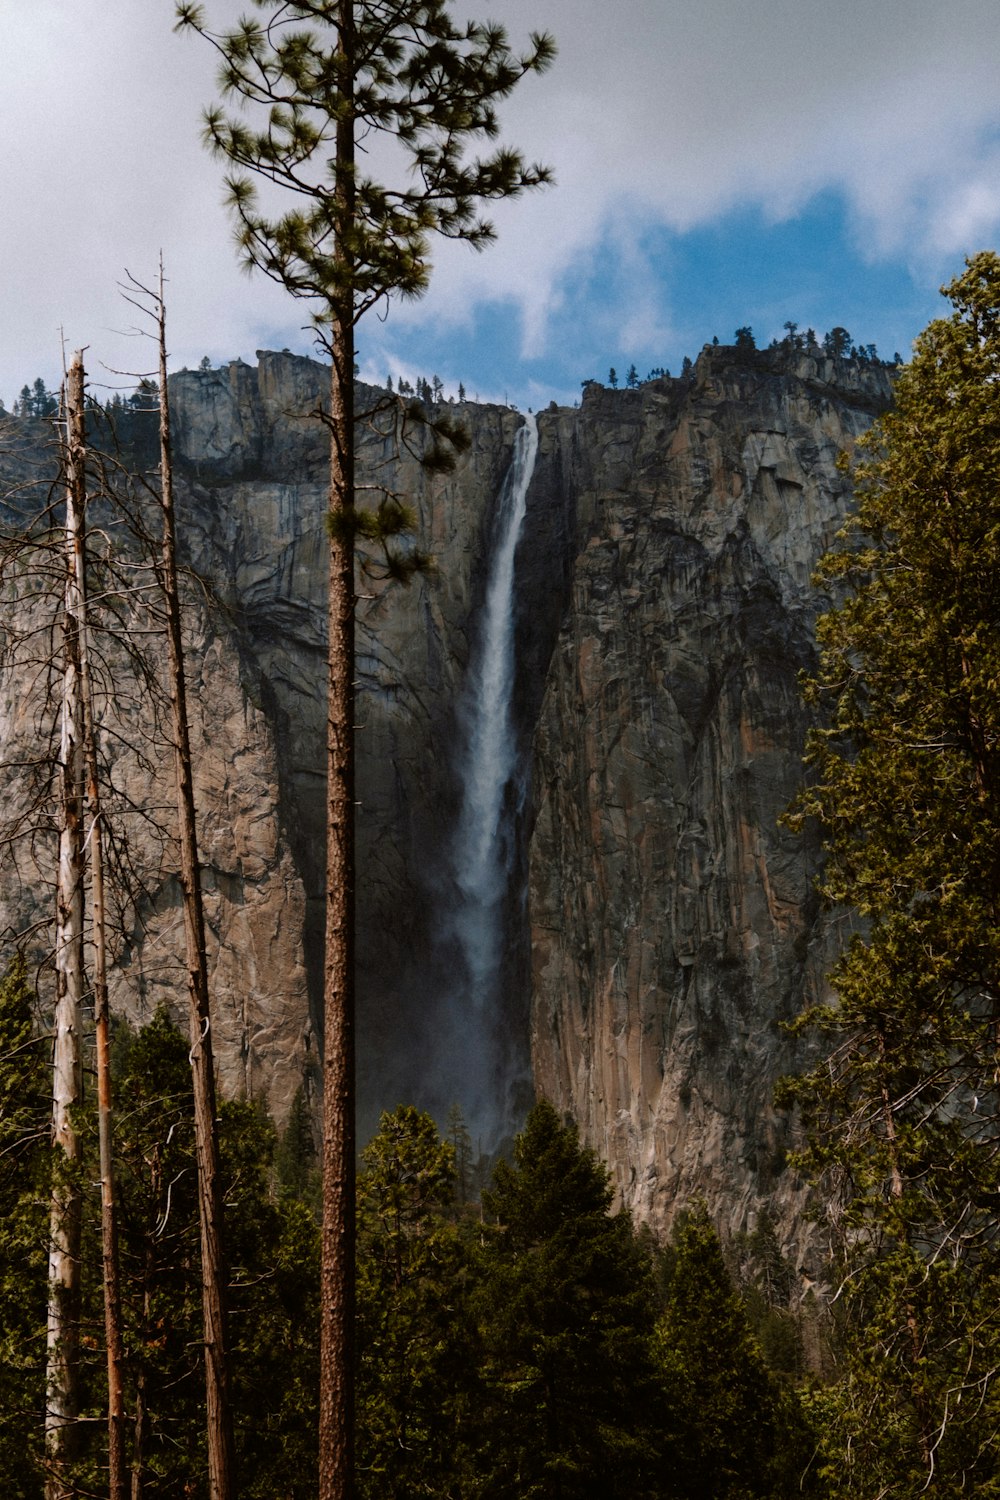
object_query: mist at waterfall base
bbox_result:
[434,415,539,1153]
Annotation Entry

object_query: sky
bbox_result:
[4,1,1000,410]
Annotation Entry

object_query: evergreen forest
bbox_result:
[0,986,820,1499]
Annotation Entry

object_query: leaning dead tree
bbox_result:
[118,266,236,1500]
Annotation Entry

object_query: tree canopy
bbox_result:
[479,1100,661,1499]
[783,249,1000,1495]
[175,0,554,330]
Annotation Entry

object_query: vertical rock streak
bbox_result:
[450,414,538,1126]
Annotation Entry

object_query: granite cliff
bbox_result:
[0,343,892,1249]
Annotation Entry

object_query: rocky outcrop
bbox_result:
[0,344,892,1248]
[528,349,891,1247]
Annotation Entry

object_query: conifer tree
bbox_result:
[111,1009,321,1500]
[654,1207,812,1500]
[783,250,1000,1494]
[174,8,554,1494]
[479,1100,660,1499]
[355,1106,480,1498]
[275,1085,320,1206]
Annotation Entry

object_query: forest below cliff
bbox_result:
[3,249,1000,1498]
[0,989,819,1499]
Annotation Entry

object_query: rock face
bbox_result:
[527,349,891,1244]
[0,344,892,1244]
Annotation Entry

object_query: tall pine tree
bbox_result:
[356,1106,481,1498]
[783,250,1000,1495]
[654,1207,814,1500]
[173,9,554,1492]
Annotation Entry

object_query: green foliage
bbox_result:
[446,1100,474,1207]
[96,1010,321,1498]
[274,1084,320,1208]
[356,1105,481,1498]
[655,1207,818,1500]
[175,0,554,327]
[13,379,57,420]
[0,955,48,1497]
[225,1096,320,1500]
[783,251,1000,1495]
[821,327,851,358]
[477,1100,661,1498]
[730,1212,805,1384]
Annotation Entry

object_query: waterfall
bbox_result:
[447,413,539,1139]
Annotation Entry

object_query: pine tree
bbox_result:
[783,250,1000,1495]
[274,1084,320,1207]
[111,1009,204,1499]
[355,1106,480,1498]
[654,1207,813,1500]
[112,1009,321,1500]
[174,9,554,1493]
[478,1100,660,1499]
[445,1100,474,1207]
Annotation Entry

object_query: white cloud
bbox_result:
[3,0,1000,400]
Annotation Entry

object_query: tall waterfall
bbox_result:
[447,413,539,1139]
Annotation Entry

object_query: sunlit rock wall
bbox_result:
[528,348,892,1246]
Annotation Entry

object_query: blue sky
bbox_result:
[3,1,1000,410]
[353,193,953,408]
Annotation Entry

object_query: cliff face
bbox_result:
[0,345,891,1242]
[528,351,891,1242]
[149,354,527,1139]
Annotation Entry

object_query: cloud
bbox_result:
[366,0,1000,365]
[3,0,1000,401]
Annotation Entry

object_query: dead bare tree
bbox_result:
[70,355,129,1500]
[116,265,235,1500]
[45,352,88,1500]
[0,359,177,1500]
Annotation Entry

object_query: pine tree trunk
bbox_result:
[46,353,87,1500]
[68,349,128,1500]
[318,13,357,1490]
[155,274,236,1500]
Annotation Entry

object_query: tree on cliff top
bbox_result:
[782,250,1000,1495]
[173,5,554,1494]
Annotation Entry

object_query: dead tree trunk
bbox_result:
[154,270,235,1500]
[45,353,87,1500]
[69,353,128,1500]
